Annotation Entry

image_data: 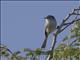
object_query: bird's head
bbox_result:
[44,15,55,20]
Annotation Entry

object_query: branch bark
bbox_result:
[46,6,80,60]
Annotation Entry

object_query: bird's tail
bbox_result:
[41,37,47,48]
[41,29,48,48]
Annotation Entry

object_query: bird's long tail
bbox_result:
[41,37,47,48]
[41,30,48,48]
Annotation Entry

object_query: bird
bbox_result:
[41,15,57,48]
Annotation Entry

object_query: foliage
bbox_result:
[1,6,80,60]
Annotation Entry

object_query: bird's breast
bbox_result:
[45,19,57,33]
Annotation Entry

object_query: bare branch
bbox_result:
[47,6,80,60]
[59,19,80,33]
[70,39,77,46]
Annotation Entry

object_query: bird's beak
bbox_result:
[40,17,45,20]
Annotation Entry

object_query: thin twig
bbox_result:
[47,6,80,60]
[70,39,77,46]
[59,19,80,33]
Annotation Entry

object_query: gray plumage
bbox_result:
[41,15,57,48]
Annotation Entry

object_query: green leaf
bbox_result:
[26,51,33,56]
[34,48,41,55]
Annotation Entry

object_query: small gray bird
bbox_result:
[41,15,57,48]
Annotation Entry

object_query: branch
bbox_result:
[0,44,13,55]
[59,19,80,33]
[47,6,80,60]
[63,6,80,23]
[47,34,57,60]
[70,39,77,46]
[0,44,20,60]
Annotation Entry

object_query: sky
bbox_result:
[1,1,80,60]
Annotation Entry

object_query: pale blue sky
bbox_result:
[1,1,80,58]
